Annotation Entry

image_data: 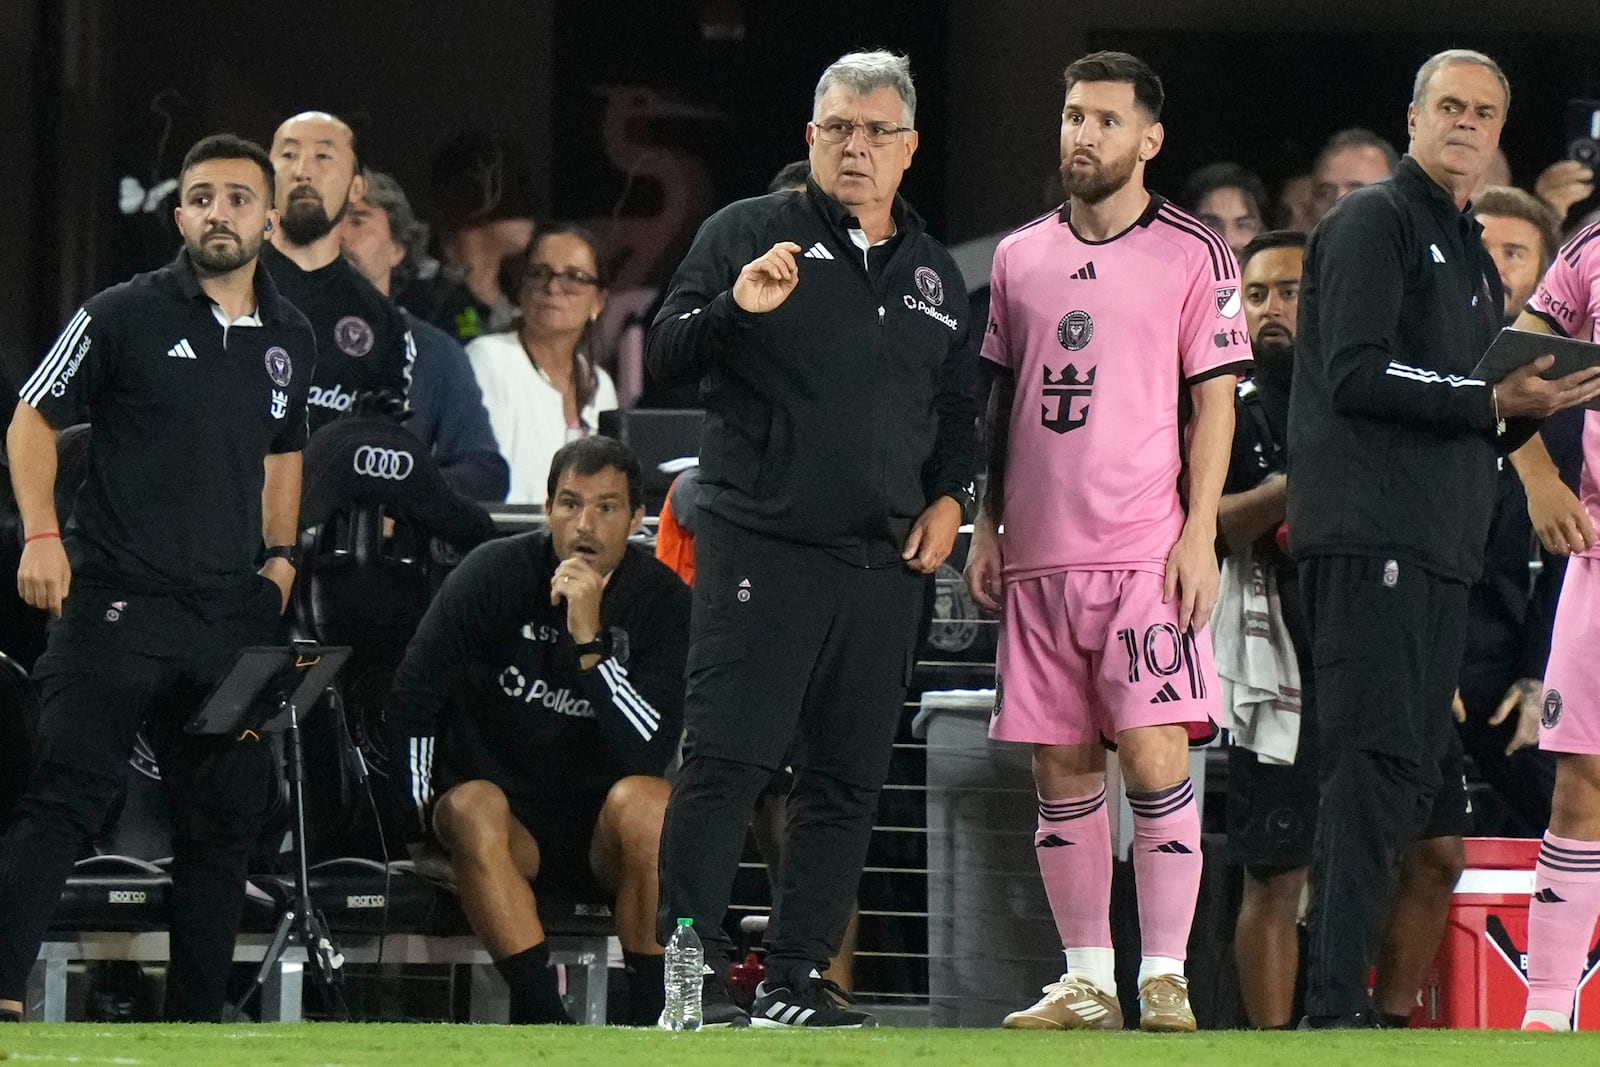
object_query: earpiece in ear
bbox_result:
[264,220,273,232]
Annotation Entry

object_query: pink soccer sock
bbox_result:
[1525,832,1600,1019]
[1128,778,1202,965]
[1036,787,1114,955]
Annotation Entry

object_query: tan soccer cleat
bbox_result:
[1002,974,1123,1030]
[1138,973,1196,1032]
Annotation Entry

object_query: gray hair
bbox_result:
[359,169,429,287]
[1412,49,1510,113]
[813,50,916,128]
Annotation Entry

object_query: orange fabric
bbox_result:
[655,488,697,586]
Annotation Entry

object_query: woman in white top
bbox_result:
[466,223,618,503]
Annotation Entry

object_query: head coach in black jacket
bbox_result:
[1287,49,1600,1028]
[646,49,976,1029]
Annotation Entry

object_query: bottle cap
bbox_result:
[676,917,693,926]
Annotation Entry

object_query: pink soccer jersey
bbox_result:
[1528,221,1600,564]
[983,196,1251,579]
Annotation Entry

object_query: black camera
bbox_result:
[1567,100,1600,168]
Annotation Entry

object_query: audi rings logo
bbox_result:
[353,445,414,480]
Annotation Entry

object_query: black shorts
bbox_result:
[1227,740,1320,870]
[1418,727,1472,840]
[430,781,610,901]
[682,512,927,789]
[512,792,608,900]
[1228,725,1471,870]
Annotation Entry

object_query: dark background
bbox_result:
[5,0,1599,396]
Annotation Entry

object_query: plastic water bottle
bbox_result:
[659,917,704,1031]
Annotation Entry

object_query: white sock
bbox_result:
[1522,1008,1572,1031]
[1065,947,1117,998]
[1137,955,1185,988]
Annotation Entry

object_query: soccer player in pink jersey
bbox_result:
[964,50,1250,1033]
[1514,222,1600,1031]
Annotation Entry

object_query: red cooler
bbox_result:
[1411,837,1600,1028]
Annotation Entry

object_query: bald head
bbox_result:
[270,111,365,246]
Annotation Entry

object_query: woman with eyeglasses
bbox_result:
[466,223,618,503]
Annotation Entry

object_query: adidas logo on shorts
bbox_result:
[1149,682,1181,704]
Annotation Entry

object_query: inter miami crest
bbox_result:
[263,346,293,387]
[1057,309,1094,351]
[1041,363,1095,434]
[1543,689,1563,729]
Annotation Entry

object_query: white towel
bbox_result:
[1212,546,1303,765]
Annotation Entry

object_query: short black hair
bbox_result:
[180,133,275,205]
[768,160,811,194]
[1063,50,1164,122]
[1238,229,1308,271]
[1181,162,1270,224]
[547,435,644,512]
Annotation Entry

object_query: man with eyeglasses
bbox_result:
[648,49,975,1028]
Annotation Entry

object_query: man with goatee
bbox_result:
[262,111,414,428]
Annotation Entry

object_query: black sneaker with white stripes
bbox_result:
[750,970,876,1028]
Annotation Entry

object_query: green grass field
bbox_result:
[1,1025,1596,1067]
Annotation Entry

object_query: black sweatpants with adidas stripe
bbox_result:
[657,512,927,975]
[1298,554,1469,1021]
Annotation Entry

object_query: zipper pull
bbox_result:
[878,305,885,326]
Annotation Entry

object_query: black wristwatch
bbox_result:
[264,544,303,570]
[944,484,976,523]
[572,631,612,661]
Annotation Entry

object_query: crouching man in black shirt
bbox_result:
[0,134,313,1022]
[385,436,689,1024]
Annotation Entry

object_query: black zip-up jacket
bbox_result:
[647,180,976,566]
[1286,156,1535,584]
[383,532,689,842]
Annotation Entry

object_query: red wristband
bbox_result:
[25,531,61,544]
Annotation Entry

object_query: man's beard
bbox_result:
[1060,150,1138,205]
[1251,333,1295,374]
[188,227,263,275]
[280,192,347,245]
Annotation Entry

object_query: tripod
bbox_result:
[186,642,352,1022]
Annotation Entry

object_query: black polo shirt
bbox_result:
[260,242,415,430]
[18,249,314,594]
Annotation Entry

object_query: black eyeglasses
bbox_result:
[812,120,913,147]
[524,264,601,292]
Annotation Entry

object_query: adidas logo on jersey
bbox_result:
[1149,682,1181,704]
[1069,261,1097,280]
[166,339,198,360]
[1151,841,1194,855]
[802,242,835,260]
